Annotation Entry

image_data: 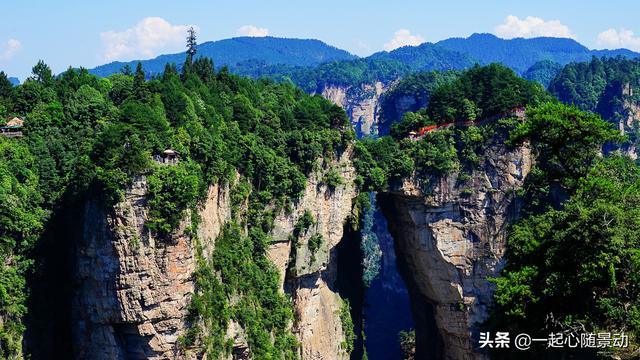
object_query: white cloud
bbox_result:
[237,25,269,37]
[494,15,575,39]
[100,17,196,62]
[596,28,640,51]
[384,29,424,51]
[0,38,22,60]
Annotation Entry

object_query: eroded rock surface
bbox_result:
[321,82,388,137]
[73,147,358,359]
[269,146,358,360]
[73,179,231,359]
[380,142,533,360]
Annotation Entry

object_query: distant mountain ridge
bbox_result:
[436,33,640,73]
[89,36,357,77]
[87,33,640,84]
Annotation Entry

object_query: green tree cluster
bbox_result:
[488,103,636,358]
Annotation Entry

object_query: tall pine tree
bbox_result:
[182,27,198,80]
[132,62,149,101]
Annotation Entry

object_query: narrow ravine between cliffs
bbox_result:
[361,207,415,360]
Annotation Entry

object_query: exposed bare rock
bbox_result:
[269,146,358,360]
[73,178,231,359]
[610,83,640,160]
[73,145,358,360]
[379,142,533,360]
[320,82,388,137]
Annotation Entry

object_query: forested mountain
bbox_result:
[267,44,474,93]
[86,34,640,96]
[522,60,563,87]
[549,57,640,112]
[548,57,640,157]
[368,43,475,72]
[437,33,640,74]
[89,36,357,78]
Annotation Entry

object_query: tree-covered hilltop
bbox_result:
[548,57,640,115]
[437,33,640,74]
[89,37,357,78]
[426,64,551,123]
[368,42,475,72]
[385,64,551,139]
[352,64,550,192]
[378,71,459,135]
[522,60,563,87]
[548,57,640,157]
[0,54,353,358]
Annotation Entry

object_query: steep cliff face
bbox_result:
[321,83,388,137]
[73,148,357,359]
[379,141,533,360]
[269,146,358,360]
[618,84,640,160]
[73,178,232,359]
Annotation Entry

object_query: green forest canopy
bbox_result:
[0,56,639,359]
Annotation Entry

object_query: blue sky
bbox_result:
[2,0,640,79]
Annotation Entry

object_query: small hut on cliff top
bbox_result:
[153,149,180,164]
[1,117,24,137]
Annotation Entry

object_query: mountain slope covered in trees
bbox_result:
[87,33,640,89]
[89,36,357,78]
[549,57,640,113]
[437,33,640,74]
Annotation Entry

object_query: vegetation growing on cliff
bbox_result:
[187,222,299,359]
[340,299,356,355]
[380,70,458,133]
[354,64,549,191]
[0,49,353,357]
[398,330,416,360]
[549,57,640,114]
[0,139,47,358]
[488,103,638,358]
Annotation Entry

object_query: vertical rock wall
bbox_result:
[269,146,358,360]
[379,143,533,360]
[73,179,231,359]
[321,82,388,137]
[73,147,358,360]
